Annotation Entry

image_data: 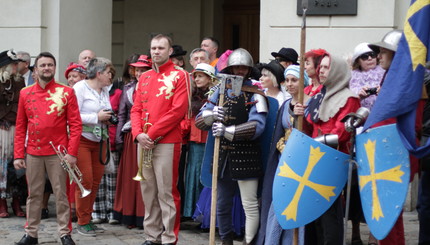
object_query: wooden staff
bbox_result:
[209,76,227,245]
[294,0,308,244]
[297,0,308,132]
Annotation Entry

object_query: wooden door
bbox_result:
[223,0,260,62]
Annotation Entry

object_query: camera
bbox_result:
[104,109,119,125]
[366,87,378,95]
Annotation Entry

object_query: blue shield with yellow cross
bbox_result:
[273,129,349,229]
[355,124,410,240]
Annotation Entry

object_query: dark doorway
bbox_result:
[223,0,260,62]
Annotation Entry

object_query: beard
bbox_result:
[39,73,54,82]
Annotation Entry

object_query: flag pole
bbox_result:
[294,1,308,244]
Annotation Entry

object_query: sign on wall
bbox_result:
[297,0,357,15]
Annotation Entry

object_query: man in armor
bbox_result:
[195,48,267,245]
[368,29,416,245]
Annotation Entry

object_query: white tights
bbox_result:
[238,179,259,244]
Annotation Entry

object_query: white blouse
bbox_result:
[265,90,288,109]
[74,80,112,142]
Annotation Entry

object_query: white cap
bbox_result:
[352,42,374,63]
[193,63,216,79]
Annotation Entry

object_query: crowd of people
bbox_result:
[0,30,429,245]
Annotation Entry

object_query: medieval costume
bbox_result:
[14,67,82,243]
[195,48,267,245]
[130,58,190,244]
[0,50,26,218]
[304,55,360,244]
[113,80,145,227]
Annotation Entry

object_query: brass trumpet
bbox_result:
[133,113,153,181]
[49,141,91,198]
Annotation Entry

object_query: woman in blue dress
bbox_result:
[256,65,310,245]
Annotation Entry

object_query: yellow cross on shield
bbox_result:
[355,124,410,240]
[272,129,349,229]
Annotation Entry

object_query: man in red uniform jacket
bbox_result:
[131,34,190,245]
[13,52,82,245]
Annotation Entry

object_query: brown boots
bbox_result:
[12,197,25,217]
[0,197,25,218]
[0,198,9,218]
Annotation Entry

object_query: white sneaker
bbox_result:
[91,218,103,224]
[109,219,119,225]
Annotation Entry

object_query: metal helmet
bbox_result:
[226,48,254,68]
[368,30,403,52]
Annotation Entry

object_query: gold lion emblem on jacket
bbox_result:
[46,87,69,116]
[156,71,179,99]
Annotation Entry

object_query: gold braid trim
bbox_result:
[276,115,294,153]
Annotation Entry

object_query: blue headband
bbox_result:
[284,65,310,87]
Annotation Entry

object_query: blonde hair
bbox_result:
[261,68,278,88]
[0,63,20,83]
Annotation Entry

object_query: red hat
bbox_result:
[304,49,328,59]
[130,55,152,68]
[65,62,86,79]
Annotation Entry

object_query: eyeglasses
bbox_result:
[359,52,377,60]
[275,57,288,62]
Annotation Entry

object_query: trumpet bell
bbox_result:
[133,174,143,181]
[81,188,91,198]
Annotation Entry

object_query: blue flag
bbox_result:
[363,0,430,158]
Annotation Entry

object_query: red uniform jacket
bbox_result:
[131,60,190,143]
[14,80,82,158]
